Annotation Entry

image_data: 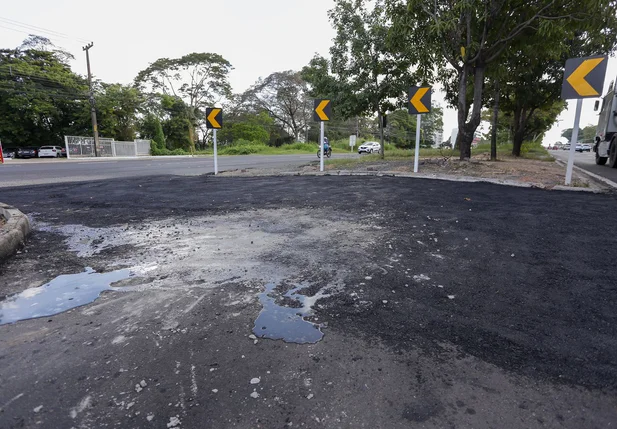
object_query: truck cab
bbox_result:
[594,79,617,167]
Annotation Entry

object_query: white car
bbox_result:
[38,146,64,158]
[358,141,381,154]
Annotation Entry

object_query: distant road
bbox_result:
[551,150,617,185]
[0,154,355,188]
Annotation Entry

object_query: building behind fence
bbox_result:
[65,136,151,158]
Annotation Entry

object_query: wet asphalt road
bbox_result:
[551,150,617,184]
[1,175,617,428]
[0,154,353,187]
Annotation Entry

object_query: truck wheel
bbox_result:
[610,139,617,168]
[596,151,608,165]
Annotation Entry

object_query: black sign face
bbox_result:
[206,108,223,129]
[408,87,432,115]
[313,99,331,122]
[561,55,608,99]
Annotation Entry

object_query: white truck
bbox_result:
[594,79,617,167]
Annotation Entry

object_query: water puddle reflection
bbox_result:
[0,267,134,326]
[253,283,327,344]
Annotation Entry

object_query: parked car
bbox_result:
[575,143,583,152]
[16,147,39,158]
[38,145,64,158]
[358,141,381,154]
[1,147,18,158]
[563,144,571,150]
[580,144,591,152]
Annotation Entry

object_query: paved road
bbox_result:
[0,154,354,187]
[1,176,617,428]
[551,149,617,184]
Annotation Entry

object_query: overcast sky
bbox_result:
[1,0,616,146]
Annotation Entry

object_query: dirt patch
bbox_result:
[220,155,598,190]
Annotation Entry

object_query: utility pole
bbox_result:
[83,42,99,157]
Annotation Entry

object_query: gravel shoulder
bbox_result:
[0,175,616,428]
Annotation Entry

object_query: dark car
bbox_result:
[1,147,18,158]
[16,147,39,159]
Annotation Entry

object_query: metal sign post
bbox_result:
[408,86,432,173]
[213,129,218,175]
[313,99,332,173]
[206,107,223,175]
[320,122,325,172]
[414,115,422,173]
[561,55,608,185]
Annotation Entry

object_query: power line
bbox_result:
[0,16,91,43]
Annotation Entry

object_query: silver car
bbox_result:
[358,141,381,154]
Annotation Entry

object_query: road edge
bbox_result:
[553,159,617,190]
[0,203,31,261]
[219,169,606,193]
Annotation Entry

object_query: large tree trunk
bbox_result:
[491,81,500,161]
[512,105,525,156]
[456,63,486,160]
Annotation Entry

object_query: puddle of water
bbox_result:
[253,283,328,344]
[0,267,134,326]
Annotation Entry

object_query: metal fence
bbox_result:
[65,136,151,158]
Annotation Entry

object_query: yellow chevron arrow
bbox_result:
[567,57,605,97]
[315,100,330,121]
[410,87,430,113]
[208,108,221,128]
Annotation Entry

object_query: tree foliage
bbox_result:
[386,0,617,159]
[303,0,419,158]
[0,37,89,147]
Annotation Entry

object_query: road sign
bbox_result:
[561,55,608,99]
[349,135,357,147]
[408,86,432,115]
[313,99,331,122]
[206,108,223,129]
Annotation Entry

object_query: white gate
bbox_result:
[65,136,151,158]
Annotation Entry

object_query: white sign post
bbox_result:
[414,115,422,173]
[213,129,218,175]
[320,122,325,172]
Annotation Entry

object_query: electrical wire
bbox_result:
[0,16,91,44]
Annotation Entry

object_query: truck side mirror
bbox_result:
[594,100,600,111]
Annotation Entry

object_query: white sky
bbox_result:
[1,0,615,146]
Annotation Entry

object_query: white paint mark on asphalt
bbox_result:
[33,405,43,413]
[413,274,431,282]
[0,393,24,411]
[448,295,455,300]
[112,335,127,344]
[250,377,261,385]
[190,365,198,397]
[250,391,260,399]
[69,395,92,419]
[167,416,181,427]
[183,293,207,314]
[147,413,154,421]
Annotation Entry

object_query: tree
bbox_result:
[386,0,617,160]
[135,53,233,149]
[140,114,166,150]
[95,83,143,141]
[563,124,597,142]
[160,95,192,150]
[302,0,419,159]
[242,71,311,141]
[0,36,90,147]
[217,112,273,145]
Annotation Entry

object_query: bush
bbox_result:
[151,146,188,156]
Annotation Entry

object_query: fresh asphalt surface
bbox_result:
[551,149,617,183]
[1,174,617,428]
[0,154,354,187]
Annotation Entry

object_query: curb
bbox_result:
[217,169,603,193]
[553,159,617,191]
[0,203,31,261]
